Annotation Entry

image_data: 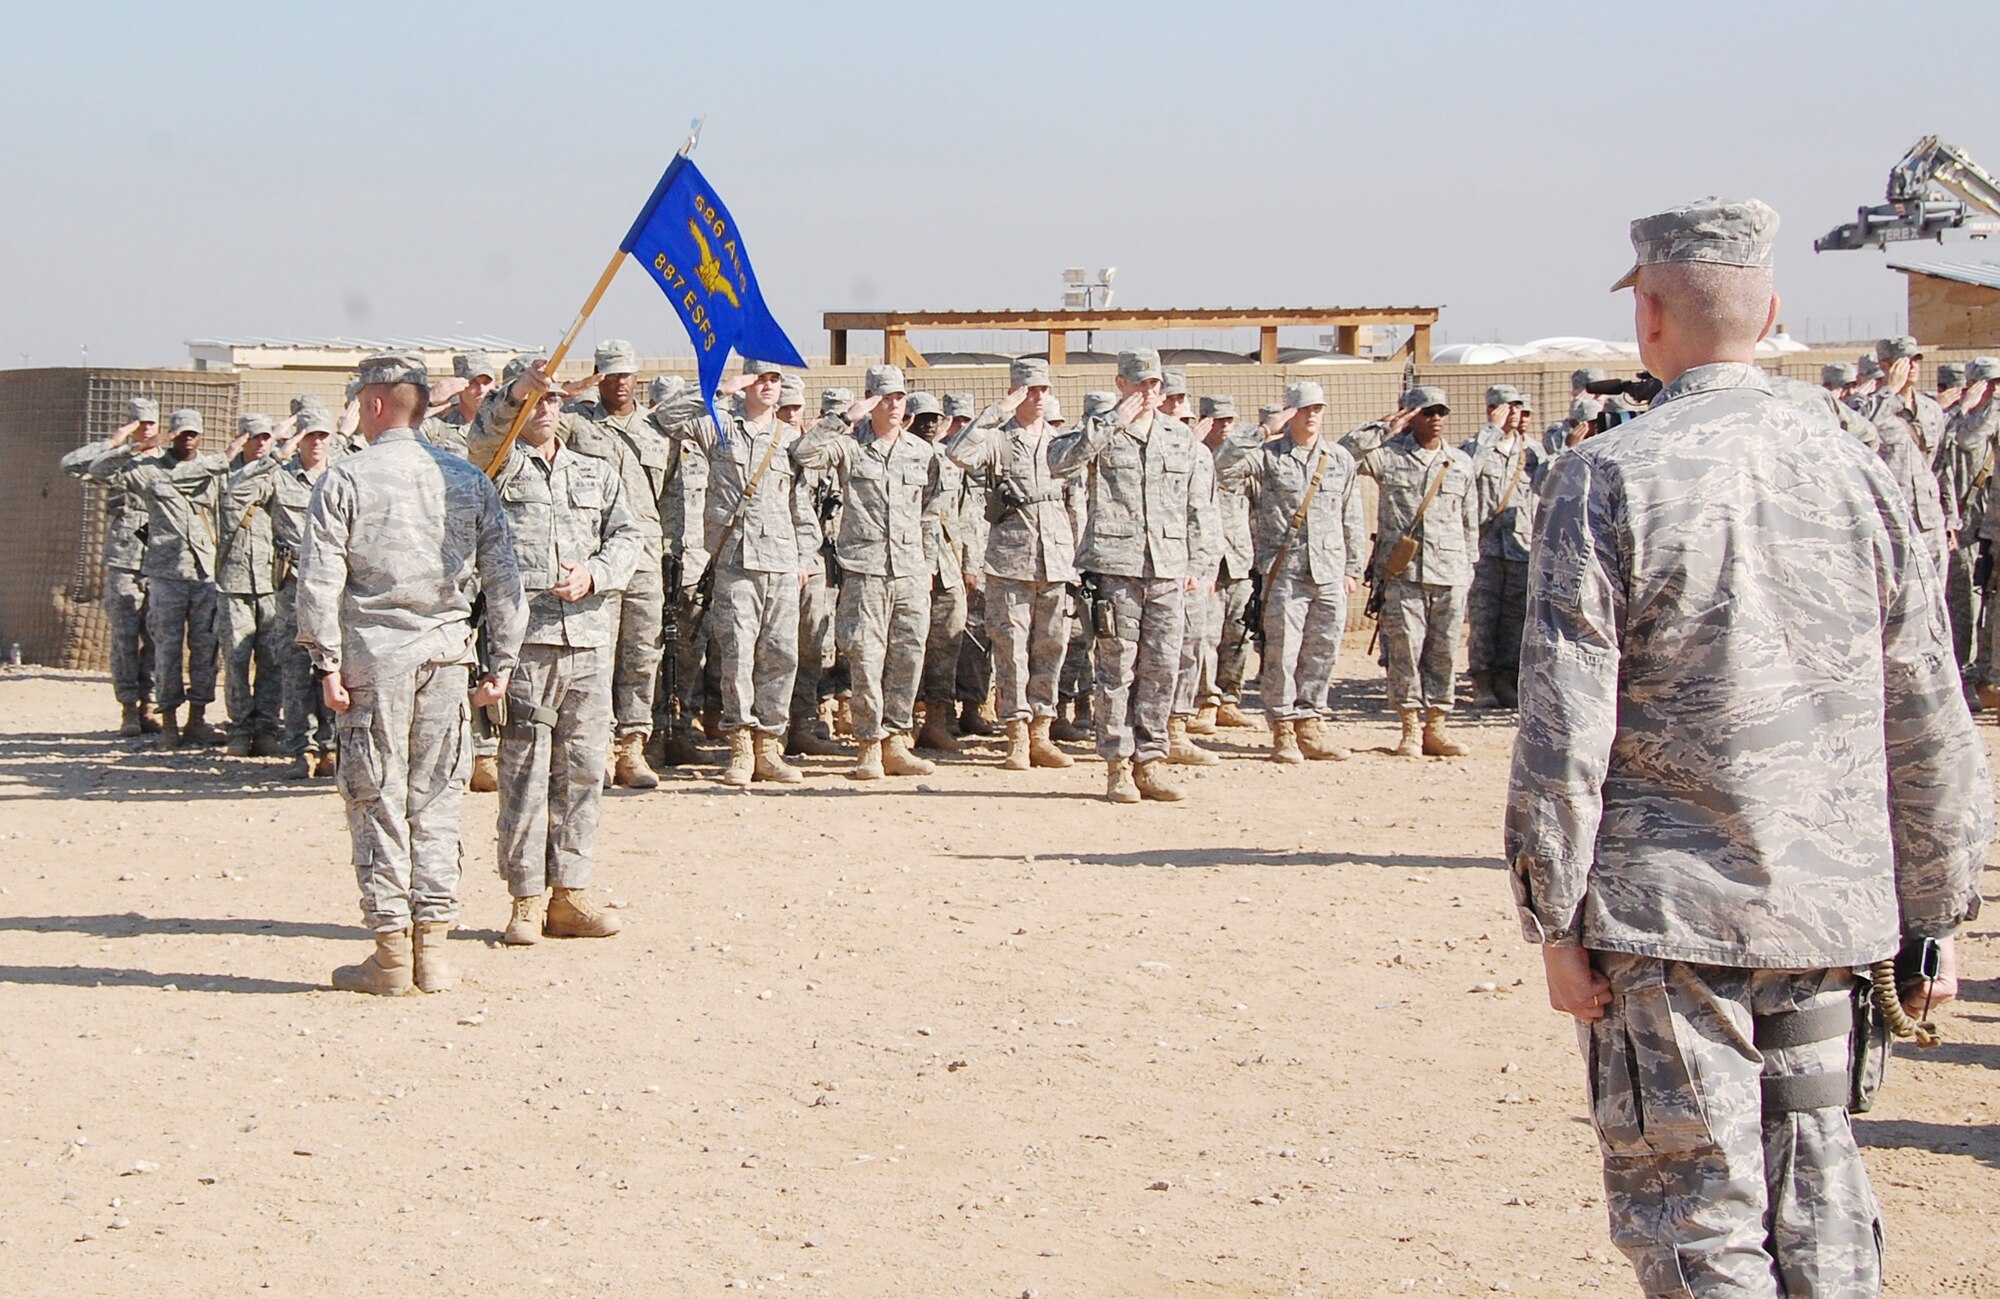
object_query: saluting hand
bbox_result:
[1113,389,1147,426]
[999,384,1029,414]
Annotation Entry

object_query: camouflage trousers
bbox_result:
[654,583,715,736]
[147,576,218,712]
[1198,574,1253,707]
[920,576,966,705]
[712,564,800,736]
[957,585,994,706]
[275,584,333,756]
[104,566,154,706]
[836,572,930,742]
[987,575,1067,721]
[218,590,284,741]
[336,662,470,931]
[1059,596,1092,702]
[605,560,665,737]
[1258,569,1347,721]
[1584,953,1881,1299]
[499,644,611,897]
[1092,575,1185,763]
[1172,579,1212,714]
[791,567,835,724]
[1465,554,1530,675]
[1380,578,1464,712]
[1943,543,1977,680]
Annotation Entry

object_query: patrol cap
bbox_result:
[1199,394,1237,420]
[1610,196,1779,292]
[1821,362,1857,387]
[1875,336,1922,362]
[820,386,854,415]
[1010,357,1052,388]
[167,408,203,435]
[864,364,908,396]
[1082,390,1117,418]
[1258,402,1283,421]
[777,375,805,408]
[1285,380,1326,410]
[906,392,942,418]
[297,406,337,436]
[1856,355,1883,380]
[128,397,159,424]
[1484,384,1523,408]
[1936,361,1966,388]
[502,354,544,385]
[1161,367,1189,397]
[1570,397,1604,423]
[1571,367,1608,388]
[356,351,430,390]
[1400,385,1450,413]
[238,414,274,438]
[453,351,499,381]
[647,374,687,405]
[943,392,976,419]
[1517,392,1535,412]
[594,339,639,376]
[1967,356,2000,383]
[1045,394,1064,423]
[739,356,785,377]
[1117,348,1163,383]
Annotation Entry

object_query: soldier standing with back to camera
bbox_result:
[1508,197,1990,1298]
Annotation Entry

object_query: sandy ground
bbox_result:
[0,661,1995,1299]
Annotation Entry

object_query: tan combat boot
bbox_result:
[833,698,856,739]
[1029,716,1073,768]
[412,921,458,992]
[1214,699,1254,728]
[468,753,500,793]
[753,732,804,784]
[1132,759,1186,802]
[156,706,181,751]
[1421,708,1468,758]
[957,699,998,737]
[183,705,222,746]
[699,707,724,739]
[1104,757,1140,804]
[119,702,144,737]
[1979,681,2000,712]
[1188,704,1219,735]
[719,728,755,787]
[314,749,339,778]
[882,733,936,777]
[1393,708,1424,758]
[546,887,622,938]
[848,739,885,781]
[1269,717,1305,764]
[1049,699,1088,743]
[138,701,164,734]
[1296,716,1348,762]
[503,894,547,946]
[786,717,844,757]
[653,728,707,766]
[915,703,960,753]
[1000,719,1032,770]
[331,928,416,995]
[1166,715,1219,766]
[613,733,660,789]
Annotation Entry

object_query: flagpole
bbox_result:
[483,116,706,479]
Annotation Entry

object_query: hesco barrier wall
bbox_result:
[3,348,1985,670]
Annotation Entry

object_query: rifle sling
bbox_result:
[1258,445,1335,592]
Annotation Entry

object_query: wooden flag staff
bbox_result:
[482,116,706,479]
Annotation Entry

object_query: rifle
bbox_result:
[1237,567,1265,652]
[659,551,684,734]
[814,477,844,588]
[1241,447,1334,655]
[470,591,506,731]
[691,421,787,623]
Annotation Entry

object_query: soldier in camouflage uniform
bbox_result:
[1052,393,1099,744]
[941,359,1086,769]
[1465,384,1524,458]
[1185,395,1257,733]
[942,393,999,739]
[296,353,526,996]
[1461,390,1545,710]
[1215,380,1365,763]
[1509,198,1992,1299]
[641,374,717,768]
[1934,360,1966,412]
[655,359,816,787]
[1818,363,1881,450]
[1861,337,1954,577]
[1154,369,1224,768]
[61,398,160,735]
[910,393,972,754]
[562,340,669,789]
[418,351,499,456]
[1952,359,2000,707]
[470,365,641,945]
[1543,369,1607,457]
[214,415,288,756]
[787,380,847,758]
[1343,388,1478,758]
[1049,349,1207,803]
[796,365,944,782]
[88,409,236,750]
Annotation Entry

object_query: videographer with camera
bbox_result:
[1507,197,1990,1297]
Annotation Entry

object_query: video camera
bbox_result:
[1581,373,1662,437]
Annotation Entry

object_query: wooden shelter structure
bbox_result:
[823,306,1441,369]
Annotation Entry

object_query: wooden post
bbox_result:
[1259,325,1279,365]
[1411,323,1433,365]
[1048,329,1067,366]
[1336,324,1361,356]
[883,329,927,369]
[829,328,848,366]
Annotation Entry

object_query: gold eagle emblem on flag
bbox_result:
[688,220,742,309]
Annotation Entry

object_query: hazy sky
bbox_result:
[3,0,1989,368]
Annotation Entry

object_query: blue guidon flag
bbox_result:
[620,155,805,435]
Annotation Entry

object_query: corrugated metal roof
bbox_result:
[1891,260,2000,290]
[185,334,535,350]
